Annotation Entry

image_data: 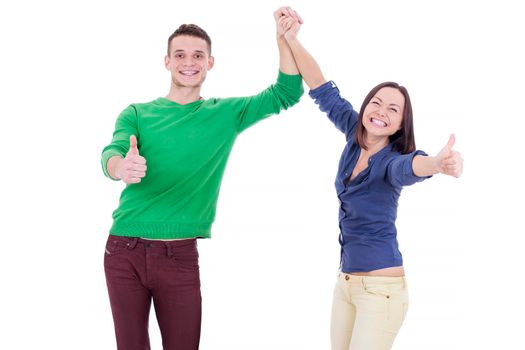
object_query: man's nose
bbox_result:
[183,56,195,65]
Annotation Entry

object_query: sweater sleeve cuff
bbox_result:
[277,70,304,95]
[277,70,303,85]
[101,150,123,180]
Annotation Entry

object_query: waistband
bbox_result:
[108,235,197,252]
[338,272,406,285]
[110,221,211,239]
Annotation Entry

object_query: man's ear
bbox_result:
[207,56,215,70]
[164,55,170,70]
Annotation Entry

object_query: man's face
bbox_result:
[165,35,214,88]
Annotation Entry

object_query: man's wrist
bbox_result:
[285,36,299,45]
[107,156,123,180]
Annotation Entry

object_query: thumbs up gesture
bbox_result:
[434,134,463,178]
[115,135,148,184]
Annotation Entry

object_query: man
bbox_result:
[101,7,303,350]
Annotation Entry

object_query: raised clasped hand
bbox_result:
[274,6,303,38]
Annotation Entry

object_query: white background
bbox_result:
[1,0,523,349]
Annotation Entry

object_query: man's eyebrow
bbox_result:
[173,49,205,54]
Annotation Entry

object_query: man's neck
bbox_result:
[165,85,203,105]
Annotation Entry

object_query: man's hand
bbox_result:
[274,6,302,38]
[281,15,301,41]
[114,135,148,184]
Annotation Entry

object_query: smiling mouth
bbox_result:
[179,70,199,76]
[370,118,387,127]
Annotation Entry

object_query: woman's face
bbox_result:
[362,87,405,139]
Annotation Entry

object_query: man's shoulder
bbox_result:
[121,98,161,111]
[134,97,164,107]
[201,96,247,108]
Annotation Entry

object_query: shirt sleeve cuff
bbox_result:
[405,150,431,179]
[309,80,337,99]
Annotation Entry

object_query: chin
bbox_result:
[174,78,204,88]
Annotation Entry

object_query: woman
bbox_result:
[277,13,463,350]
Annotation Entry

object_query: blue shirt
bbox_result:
[310,81,429,273]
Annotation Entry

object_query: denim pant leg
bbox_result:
[151,239,202,350]
[104,236,152,350]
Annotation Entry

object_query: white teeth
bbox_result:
[371,118,387,127]
[180,71,198,76]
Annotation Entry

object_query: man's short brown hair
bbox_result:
[167,24,212,55]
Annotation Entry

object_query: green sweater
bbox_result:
[101,71,303,239]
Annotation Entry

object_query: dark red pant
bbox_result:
[104,235,201,350]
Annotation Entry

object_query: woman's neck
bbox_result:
[363,135,389,156]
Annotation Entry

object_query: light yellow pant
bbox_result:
[331,273,409,350]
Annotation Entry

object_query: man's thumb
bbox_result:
[129,135,139,155]
[445,133,455,151]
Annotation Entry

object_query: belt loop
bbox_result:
[127,238,139,250]
[166,243,173,258]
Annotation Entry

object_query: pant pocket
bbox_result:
[104,237,128,257]
[168,240,200,272]
[362,278,408,326]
